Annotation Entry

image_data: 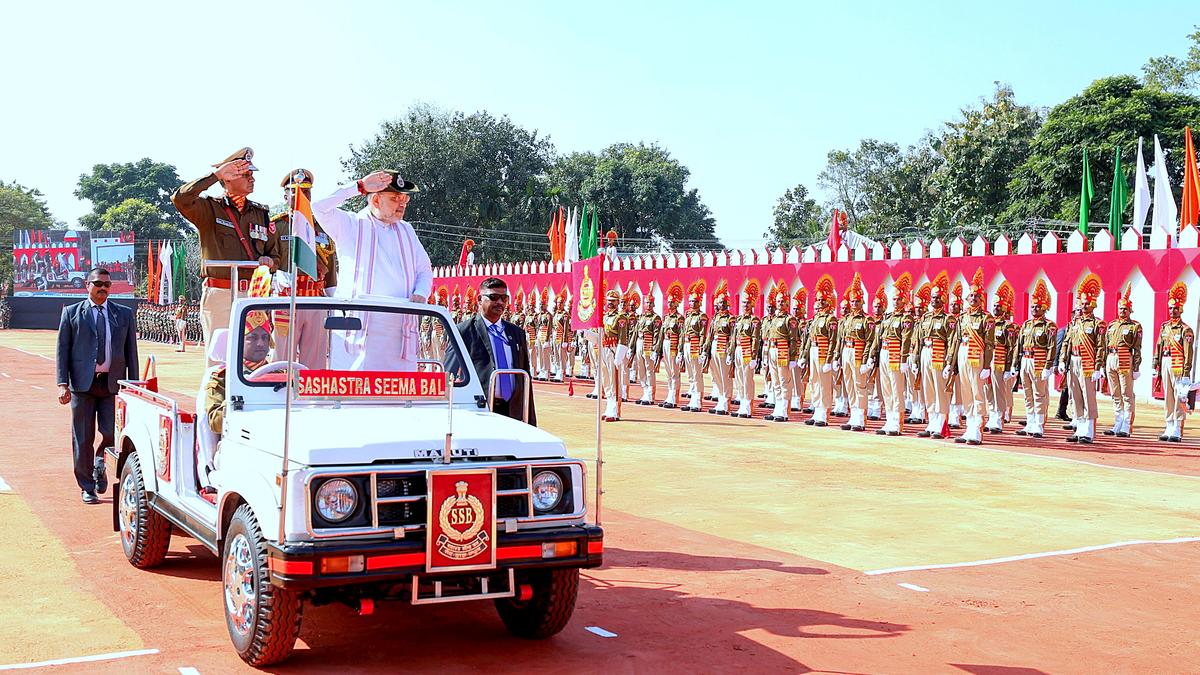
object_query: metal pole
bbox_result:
[279,209,299,545]
[594,335,603,527]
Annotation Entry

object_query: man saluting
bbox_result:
[171,147,283,357]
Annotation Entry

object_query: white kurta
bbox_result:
[313,186,433,371]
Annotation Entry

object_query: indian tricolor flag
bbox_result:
[291,187,319,279]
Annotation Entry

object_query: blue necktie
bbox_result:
[488,324,512,400]
[94,305,106,365]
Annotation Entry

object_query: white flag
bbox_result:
[565,206,580,263]
[1152,134,1178,246]
[157,242,174,305]
[1133,137,1151,234]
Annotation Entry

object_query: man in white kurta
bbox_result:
[311,170,433,372]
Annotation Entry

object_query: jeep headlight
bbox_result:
[315,478,358,523]
[531,471,563,512]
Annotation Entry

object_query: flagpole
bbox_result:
[278,200,300,545]
[595,326,604,528]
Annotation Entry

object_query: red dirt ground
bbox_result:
[2,346,1198,673]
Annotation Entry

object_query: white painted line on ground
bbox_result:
[0,474,11,492]
[972,444,1200,480]
[0,372,8,378]
[0,648,160,670]
[178,667,201,675]
[30,385,43,390]
[898,582,929,592]
[13,379,23,383]
[865,537,1200,576]
[585,626,619,638]
[10,348,51,361]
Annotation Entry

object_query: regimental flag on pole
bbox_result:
[1108,146,1128,239]
[1182,126,1200,228]
[1133,137,1151,235]
[577,203,591,260]
[157,241,174,305]
[827,209,843,253]
[172,240,187,299]
[1079,148,1095,237]
[146,239,156,302]
[565,206,580,263]
[1152,134,1178,246]
[291,184,319,279]
[569,255,604,330]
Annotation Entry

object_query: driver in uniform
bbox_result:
[204,310,273,435]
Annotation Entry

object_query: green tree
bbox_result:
[558,143,718,252]
[1143,26,1200,94]
[1002,76,1200,229]
[764,183,825,248]
[929,83,1042,234]
[0,181,56,289]
[99,198,180,242]
[342,104,556,265]
[75,158,186,232]
[817,139,940,238]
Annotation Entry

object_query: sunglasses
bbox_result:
[482,293,510,302]
[89,280,112,288]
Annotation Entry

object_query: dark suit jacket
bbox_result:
[56,300,138,393]
[457,313,537,426]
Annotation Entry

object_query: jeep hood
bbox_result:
[232,405,566,465]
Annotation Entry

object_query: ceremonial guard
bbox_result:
[906,285,931,425]
[702,282,735,415]
[1015,280,1056,438]
[789,288,809,413]
[985,282,1019,434]
[831,297,852,417]
[551,289,573,381]
[658,283,686,409]
[681,282,709,412]
[947,282,965,428]
[1058,275,1105,444]
[761,284,798,422]
[599,290,630,422]
[171,147,283,355]
[867,285,888,421]
[732,283,763,418]
[533,288,553,380]
[836,273,875,432]
[620,289,640,401]
[633,290,663,405]
[913,273,954,438]
[801,276,839,427]
[1103,285,1142,437]
[871,274,913,436]
[949,270,995,445]
[1153,283,1194,443]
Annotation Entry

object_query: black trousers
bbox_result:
[1056,381,1070,417]
[71,374,114,492]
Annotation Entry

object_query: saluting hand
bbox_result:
[360,171,393,193]
[214,159,252,182]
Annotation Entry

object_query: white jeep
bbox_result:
[109,295,603,666]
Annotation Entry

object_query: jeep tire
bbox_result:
[117,453,171,568]
[223,504,302,666]
[495,568,579,639]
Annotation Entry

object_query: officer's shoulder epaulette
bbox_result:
[249,199,270,212]
[270,212,288,223]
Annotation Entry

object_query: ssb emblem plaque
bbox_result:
[427,469,497,573]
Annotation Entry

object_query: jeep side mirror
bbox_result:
[324,316,363,331]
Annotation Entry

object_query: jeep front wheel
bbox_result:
[495,568,580,639]
[118,453,171,568]
[223,504,302,666]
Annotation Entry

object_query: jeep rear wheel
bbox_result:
[118,453,171,568]
[495,568,579,639]
[223,504,302,666]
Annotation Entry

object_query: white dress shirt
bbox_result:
[92,300,112,373]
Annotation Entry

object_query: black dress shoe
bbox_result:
[1103,429,1116,436]
[1062,424,1075,430]
[1032,432,1043,438]
[840,423,853,430]
[917,430,931,438]
[954,436,967,444]
[887,431,900,437]
[763,415,776,422]
[814,421,827,427]
[1066,435,1079,443]
[1116,431,1130,438]
[851,426,865,432]
[1016,429,1027,436]
[708,409,718,414]
[1169,436,1183,443]
[1159,434,1170,441]
[968,439,981,446]
[94,460,108,494]
[804,419,816,426]
[875,429,887,435]
[949,424,962,430]
[988,428,1002,434]
[715,410,728,416]
[1078,437,1093,444]
[773,417,787,423]
[705,395,715,401]
[1019,420,1027,427]
[81,490,99,505]
[1056,413,1071,422]
[802,407,814,414]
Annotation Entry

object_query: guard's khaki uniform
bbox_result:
[703,310,735,412]
[732,311,763,417]
[1153,319,1195,439]
[949,307,995,443]
[1104,317,1142,434]
[789,313,809,410]
[600,308,630,419]
[634,310,663,403]
[1060,313,1106,439]
[761,313,799,420]
[682,309,709,409]
[985,318,1019,432]
[1015,315,1056,436]
[838,311,876,428]
[801,310,839,423]
[914,310,955,434]
[871,310,913,433]
[659,311,685,406]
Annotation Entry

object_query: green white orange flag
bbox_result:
[291,187,319,279]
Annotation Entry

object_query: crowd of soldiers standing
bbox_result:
[136,298,201,349]
[423,268,1194,444]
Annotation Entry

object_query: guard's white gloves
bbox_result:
[859,364,872,375]
[980,368,991,381]
[750,359,759,369]
[788,361,797,368]
[1041,368,1052,381]
[1090,371,1103,383]
[1132,370,1141,380]
[942,366,952,379]
[821,363,833,373]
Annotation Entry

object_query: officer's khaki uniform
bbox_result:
[552,309,572,380]
[634,310,663,403]
[1060,313,1106,440]
[802,310,839,423]
[838,312,876,428]
[871,310,913,433]
[659,311,685,406]
[949,308,995,443]
[1015,315,1056,436]
[984,318,1019,432]
[683,309,709,409]
[703,310,735,413]
[732,312,763,417]
[1104,317,1142,435]
[172,174,283,361]
[789,314,809,410]
[1153,319,1195,439]
[914,310,955,434]
[761,313,798,420]
[600,309,630,419]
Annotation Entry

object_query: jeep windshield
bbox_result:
[234,301,475,392]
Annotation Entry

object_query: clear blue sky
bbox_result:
[0,0,1194,247]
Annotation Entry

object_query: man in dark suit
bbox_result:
[56,268,139,504]
[456,277,537,425]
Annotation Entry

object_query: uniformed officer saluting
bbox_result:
[171,147,283,356]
